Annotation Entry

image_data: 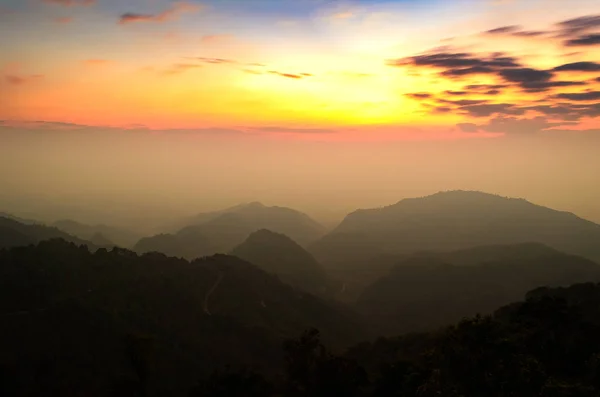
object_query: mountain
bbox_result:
[171,202,326,250]
[0,240,365,396]
[357,242,600,336]
[310,190,600,265]
[53,219,140,247]
[133,225,218,260]
[231,229,335,296]
[0,216,93,250]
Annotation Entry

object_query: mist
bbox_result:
[1,125,599,232]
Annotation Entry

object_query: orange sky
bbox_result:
[1,0,600,139]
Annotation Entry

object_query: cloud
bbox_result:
[405,93,432,99]
[5,74,44,85]
[497,67,553,90]
[391,47,593,93]
[556,91,600,101]
[268,71,310,79]
[390,51,521,70]
[42,0,94,6]
[483,25,547,38]
[556,15,600,38]
[552,62,600,72]
[565,34,600,47]
[119,1,201,24]
[445,90,469,96]
[440,99,489,106]
[485,25,521,35]
[555,15,600,47]
[191,57,238,64]
[460,103,525,117]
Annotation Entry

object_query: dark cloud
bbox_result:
[485,25,521,35]
[445,90,468,96]
[119,2,200,24]
[552,62,600,72]
[268,71,308,79]
[439,99,489,106]
[498,67,552,87]
[565,34,600,47]
[460,103,524,117]
[556,15,600,37]
[405,92,432,99]
[389,52,521,69]
[556,91,600,101]
[441,66,496,77]
[512,30,547,37]
[482,25,547,38]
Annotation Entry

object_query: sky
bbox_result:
[1,0,600,229]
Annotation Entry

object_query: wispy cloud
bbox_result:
[119,1,201,25]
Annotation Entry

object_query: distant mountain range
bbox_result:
[135,202,327,259]
[310,190,600,266]
[358,242,600,335]
[0,216,94,250]
[52,219,140,247]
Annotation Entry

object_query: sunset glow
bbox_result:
[2,0,599,138]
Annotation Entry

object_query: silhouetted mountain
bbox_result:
[310,190,600,265]
[357,242,600,335]
[133,226,218,260]
[231,229,335,296]
[171,202,326,250]
[0,211,38,225]
[53,219,140,247]
[0,240,365,396]
[0,216,93,250]
[342,282,600,397]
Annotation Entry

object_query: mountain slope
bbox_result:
[133,226,218,260]
[0,240,365,396]
[357,242,600,335]
[231,229,335,296]
[0,216,93,250]
[53,219,140,247]
[311,190,600,264]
